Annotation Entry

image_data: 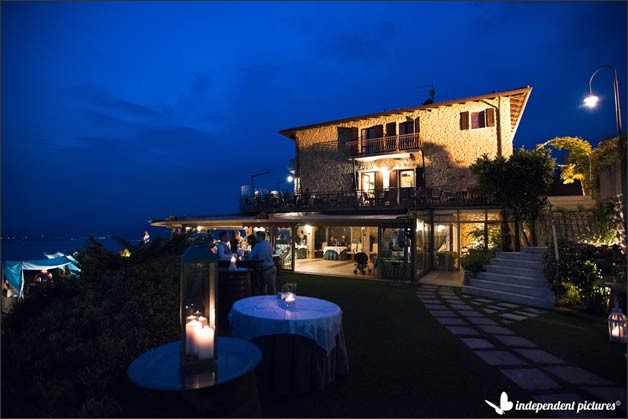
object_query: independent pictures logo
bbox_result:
[485,391,621,415]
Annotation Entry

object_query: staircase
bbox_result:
[462,247,555,309]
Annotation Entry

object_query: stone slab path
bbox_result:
[416,285,627,417]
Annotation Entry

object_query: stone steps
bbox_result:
[468,278,552,298]
[476,271,548,287]
[463,246,555,309]
[484,264,545,279]
[495,251,544,261]
[489,257,544,270]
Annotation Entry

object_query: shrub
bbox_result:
[1,234,190,417]
[544,241,625,314]
[461,248,494,274]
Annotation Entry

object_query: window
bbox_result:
[399,170,414,188]
[399,119,415,135]
[361,172,375,191]
[460,108,495,130]
[471,111,486,129]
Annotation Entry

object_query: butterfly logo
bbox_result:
[485,391,514,415]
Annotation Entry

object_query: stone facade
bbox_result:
[292,94,517,193]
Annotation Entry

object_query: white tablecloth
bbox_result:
[228,295,342,352]
[323,246,349,254]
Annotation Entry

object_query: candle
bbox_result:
[612,325,620,337]
[193,310,202,318]
[198,316,208,327]
[229,255,237,270]
[186,315,198,323]
[185,319,201,355]
[285,292,296,303]
[195,326,215,360]
[209,309,216,328]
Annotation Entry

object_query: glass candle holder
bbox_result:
[282,283,297,309]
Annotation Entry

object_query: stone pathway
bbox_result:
[416,285,626,417]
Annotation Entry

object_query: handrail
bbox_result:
[239,186,492,213]
[345,133,421,156]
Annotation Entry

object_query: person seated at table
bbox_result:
[216,232,233,260]
[246,231,276,295]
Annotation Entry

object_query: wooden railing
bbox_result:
[240,187,492,213]
[345,133,421,157]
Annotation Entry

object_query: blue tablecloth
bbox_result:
[228,295,342,352]
[127,337,261,391]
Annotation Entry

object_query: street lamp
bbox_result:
[584,64,626,250]
[583,65,622,138]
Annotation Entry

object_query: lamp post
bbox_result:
[583,65,622,138]
[584,65,626,247]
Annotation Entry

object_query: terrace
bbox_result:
[240,186,492,214]
[345,132,421,158]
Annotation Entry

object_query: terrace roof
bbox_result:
[150,212,412,229]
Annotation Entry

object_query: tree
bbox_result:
[471,148,555,247]
[536,136,593,195]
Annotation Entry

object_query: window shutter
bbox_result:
[416,167,425,188]
[386,122,396,137]
[375,171,383,190]
[486,108,495,127]
[414,117,420,133]
[460,112,469,130]
[390,170,398,190]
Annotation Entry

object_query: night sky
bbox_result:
[2,1,626,238]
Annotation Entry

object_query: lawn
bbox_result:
[264,273,534,418]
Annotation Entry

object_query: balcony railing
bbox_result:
[345,133,421,157]
[240,187,492,213]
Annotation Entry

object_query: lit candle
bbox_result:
[612,325,620,337]
[229,255,237,270]
[185,319,201,355]
[186,315,198,323]
[198,316,208,327]
[209,309,216,329]
[195,326,215,360]
[285,292,296,303]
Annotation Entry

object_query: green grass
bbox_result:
[265,273,533,418]
[509,308,627,386]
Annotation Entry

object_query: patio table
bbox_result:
[127,337,263,416]
[228,295,349,396]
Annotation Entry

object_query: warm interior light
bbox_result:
[305,225,312,234]
[583,95,599,108]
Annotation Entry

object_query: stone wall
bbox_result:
[295,97,514,192]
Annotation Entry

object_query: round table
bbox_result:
[228,295,349,396]
[128,337,261,391]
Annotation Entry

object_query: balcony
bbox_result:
[240,187,492,213]
[345,133,421,158]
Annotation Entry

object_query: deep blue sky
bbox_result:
[2,1,627,238]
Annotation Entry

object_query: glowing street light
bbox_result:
[583,65,622,138]
[287,175,294,183]
[583,95,599,108]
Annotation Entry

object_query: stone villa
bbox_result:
[152,86,533,282]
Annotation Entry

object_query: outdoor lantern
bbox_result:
[608,302,627,343]
[180,243,219,372]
